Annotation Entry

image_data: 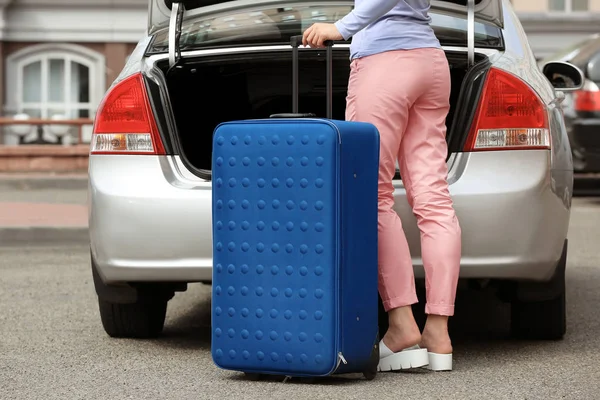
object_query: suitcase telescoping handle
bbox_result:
[270,36,334,119]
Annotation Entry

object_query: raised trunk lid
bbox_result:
[149,0,503,33]
[152,0,502,69]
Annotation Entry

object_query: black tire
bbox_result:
[510,242,568,341]
[510,292,566,340]
[98,299,168,339]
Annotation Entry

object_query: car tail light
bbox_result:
[464,68,550,152]
[90,73,165,155]
[574,80,600,112]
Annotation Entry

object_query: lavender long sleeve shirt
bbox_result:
[334,0,441,60]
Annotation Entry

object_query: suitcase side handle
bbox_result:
[283,35,334,119]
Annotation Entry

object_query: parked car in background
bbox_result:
[88,0,584,342]
[540,34,600,173]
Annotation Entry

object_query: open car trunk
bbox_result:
[155,49,489,176]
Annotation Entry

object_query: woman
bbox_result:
[302,0,462,372]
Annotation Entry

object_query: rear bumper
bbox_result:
[89,156,214,284]
[400,151,571,282]
[89,151,571,285]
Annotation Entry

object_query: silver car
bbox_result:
[88,0,584,341]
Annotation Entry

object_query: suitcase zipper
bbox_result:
[337,352,348,369]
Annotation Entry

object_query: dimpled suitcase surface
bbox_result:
[211,37,380,380]
[211,118,380,380]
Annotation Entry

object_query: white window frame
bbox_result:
[15,52,97,117]
[5,43,106,122]
[548,0,590,13]
[5,43,106,144]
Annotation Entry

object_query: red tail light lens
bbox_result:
[464,68,550,151]
[91,73,165,155]
[574,89,600,112]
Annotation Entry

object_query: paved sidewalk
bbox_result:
[0,202,87,227]
[0,175,89,246]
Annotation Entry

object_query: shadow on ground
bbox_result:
[146,268,596,385]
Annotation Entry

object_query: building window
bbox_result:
[5,44,106,143]
[19,57,92,120]
[549,0,589,12]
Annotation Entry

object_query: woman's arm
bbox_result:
[335,0,401,40]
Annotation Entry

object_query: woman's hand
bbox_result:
[302,23,343,48]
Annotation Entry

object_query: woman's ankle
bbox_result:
[421,314,453,354]
[382,306,422,353]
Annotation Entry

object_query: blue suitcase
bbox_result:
[211,36,380,381]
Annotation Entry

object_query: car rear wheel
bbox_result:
[510,241,568,341]
[98,298,168,339]
[510,292,566,340]
[91,253,184,339]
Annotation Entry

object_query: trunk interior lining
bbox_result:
[157,51,485,175]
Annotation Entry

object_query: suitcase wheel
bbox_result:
[363,332,380,381]
[244,373,263,381]
[363,369,377,381]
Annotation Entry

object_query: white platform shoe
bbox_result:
[377,340,454,372]
[377,341,429,371]
[426,352,453,372]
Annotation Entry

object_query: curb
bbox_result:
[0,175,88,191]
[0,226,89,246]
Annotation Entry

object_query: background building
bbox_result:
[511,0,600,58]
[0,0,147,145]
[0,0,599,146]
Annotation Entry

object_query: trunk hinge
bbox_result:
[169,1,186,69]
[467,0,475,69]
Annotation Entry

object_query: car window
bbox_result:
[147,4,503,53]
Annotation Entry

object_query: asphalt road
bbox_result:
[3,198,600,400]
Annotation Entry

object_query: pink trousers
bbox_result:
[346,48,462,317]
